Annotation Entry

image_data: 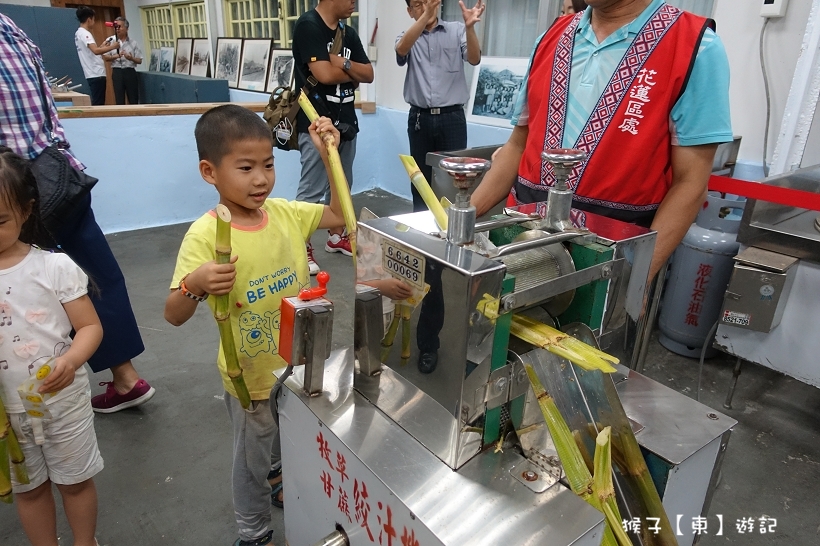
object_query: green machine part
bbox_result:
[484,222,615,445]
[558,242,614,331]
[483,274,515,447]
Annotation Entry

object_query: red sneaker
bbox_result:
[325,232,353,256]
[306,243,320,275]
[92,379,156,414]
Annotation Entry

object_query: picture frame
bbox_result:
[265,49,295,93]
[159,47,174,73]
[466,57,530,128]
[238,38,272,92]
[174,38,193,75]
[214,38,243,88]
[190,38,212,78]
[148,49,160,72]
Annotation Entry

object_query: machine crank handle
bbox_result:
[492,229,594,258]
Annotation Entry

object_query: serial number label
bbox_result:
[722,310,751,326]
[382,241,425,290]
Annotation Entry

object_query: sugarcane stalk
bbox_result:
[594,427,632,546]
[380,311,401,362]
[0,436,11,504]
[298,93,357,260]
[400,304,412,362]
[398,155,448,231]
[525,364,619,546]
[0,397,27,486]
[215,205,252,410]
[511,315,618,373]
[611,423,678,546]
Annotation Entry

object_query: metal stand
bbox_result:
[541,149,587,232]
[724,357,743,409]
[438,157,491,245]
[633,261,669,373]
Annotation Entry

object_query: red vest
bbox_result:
[512,5,713,223]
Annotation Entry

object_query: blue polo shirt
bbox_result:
[511,0,732,148]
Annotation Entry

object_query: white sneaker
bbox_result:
[306,243,320,275]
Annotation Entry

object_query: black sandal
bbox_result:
[268,467,283,508]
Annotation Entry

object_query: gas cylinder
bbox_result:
[658,193,743,358]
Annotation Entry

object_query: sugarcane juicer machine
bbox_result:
[276,151,736,546]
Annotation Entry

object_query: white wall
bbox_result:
[120,0,820,177]
[713,0,820,171]
[0,0,50,6]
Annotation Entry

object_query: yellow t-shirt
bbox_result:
[171,198,324,400]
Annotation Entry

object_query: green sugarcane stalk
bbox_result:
[399,155,448,231]
[524,365,619,546]
[611,423,678,546]
[215,205,252,410]
[0,397,27,486]
[381,311,401,362]
[297,93,357,261]
[0,434,11,504]
[400,304,412,364]
[594,428,633,546]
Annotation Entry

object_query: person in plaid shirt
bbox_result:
[0,13,156,413]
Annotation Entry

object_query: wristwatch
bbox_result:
[343,58,351,71]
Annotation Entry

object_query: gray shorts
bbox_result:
[296,131,356,205]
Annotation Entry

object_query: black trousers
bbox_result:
[112,67,138,105]
[55,194,145,372]
[87,76,106,106]
[407,107,468,212]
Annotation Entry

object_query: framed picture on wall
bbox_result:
[265,49,295,93]
[159,47,174,73]
[190,38,212,78]
[238,38,272,92]
[215,38,243,88]
[175,38,193,75]
[466,57,529,127]
[148,49,160,72]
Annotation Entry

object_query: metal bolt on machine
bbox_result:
[276,149,737,546]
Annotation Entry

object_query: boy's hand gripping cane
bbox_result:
[297,93,357,263]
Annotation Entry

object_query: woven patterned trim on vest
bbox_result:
[539,3,682,192]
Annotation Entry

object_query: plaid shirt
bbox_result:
[0,13,84,170]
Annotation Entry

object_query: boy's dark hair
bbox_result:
[195,105,273,165]
[76,6,95,24]
[0,146,50,247]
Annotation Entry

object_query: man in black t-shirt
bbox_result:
[292,0,373,272]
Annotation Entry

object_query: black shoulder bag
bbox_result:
[264,25,352,150]
[27,46,98,233]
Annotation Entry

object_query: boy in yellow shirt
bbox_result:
[164,105,344,546]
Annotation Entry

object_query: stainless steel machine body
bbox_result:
[278,350,605,546]
[278,154,735,545]
[715,163,820,387]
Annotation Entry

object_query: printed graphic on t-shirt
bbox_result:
[239,265,304,358]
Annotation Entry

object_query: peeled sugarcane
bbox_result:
[524,364,622,546]
[398,155,449,231]
[215,205,252,410]
[511,314,619,373]
[0,433,10,504]
[298,93,357,261]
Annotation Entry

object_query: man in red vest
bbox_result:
[471,0,732,279]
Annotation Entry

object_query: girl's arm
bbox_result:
[40,295,103,394]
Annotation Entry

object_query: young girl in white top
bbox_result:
[0,147,104,546]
